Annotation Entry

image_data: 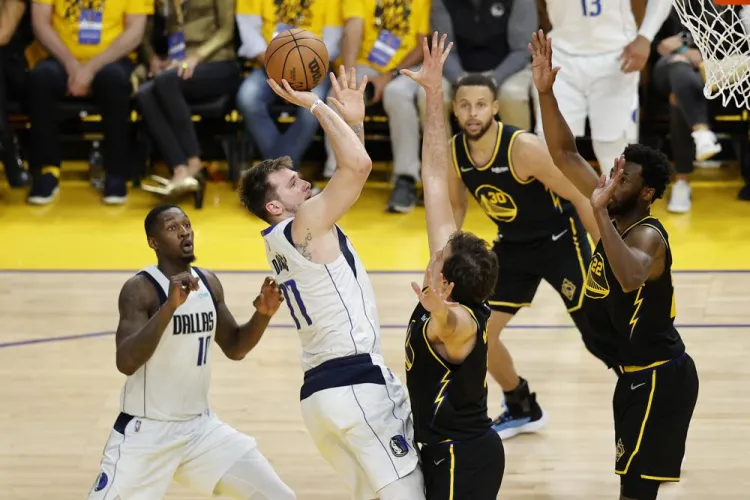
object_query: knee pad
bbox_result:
[593,138,628,177]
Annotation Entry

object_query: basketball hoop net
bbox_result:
[670,0,750,109]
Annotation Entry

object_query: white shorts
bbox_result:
[533,48,639,142]
[87,410,256,499]
[300,354,420,500]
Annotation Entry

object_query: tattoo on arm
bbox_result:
[295,230,314,261]
[351,123,364,145]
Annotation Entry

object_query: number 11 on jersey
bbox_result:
[581,0,601,16]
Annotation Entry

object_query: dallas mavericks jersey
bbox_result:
[546,0,638,54]
[262,218,381,372]
[119,266,216,421]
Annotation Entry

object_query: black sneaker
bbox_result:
[2,155,29,188]
[387,175,417,213]
[27,171,60,205]
[491,379,547,440]
[103,175,127,205]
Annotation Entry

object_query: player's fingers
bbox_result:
[358,74,368,93]
[432,31,438,55]
[399,69,416,81]
[438,33,446,55]
[349,66,357,89]
[281,79,296,95]
[267,78,286,97]
[441,42,453,64]
[422,33,430,59]
[411,281,422,296]
[329,71,341,95]
[338,64,348,89]
[326,96,343,113]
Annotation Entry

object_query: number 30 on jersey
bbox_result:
[581,0,601,17]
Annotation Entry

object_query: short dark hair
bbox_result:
[238,156,294,222]
[453,74,498,98]
[442,232,499,305]
[144,204,182,237]
[623,143,673,202]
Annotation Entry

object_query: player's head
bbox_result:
[144,204,195,263]
[607,144,672,216]
[452,74,500,140]
[436,231,499,304]
[238,156,313,224]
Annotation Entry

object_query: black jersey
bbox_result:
[451,122,576,242]
[583,216,685,367]
[405,297,492,445]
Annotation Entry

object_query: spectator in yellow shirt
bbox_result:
[235,0,342,169]
[324,0,429,213]
[27,0,152,205]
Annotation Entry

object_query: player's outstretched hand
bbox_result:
[400,32,453,90]
[267,78,320,109]
[591,156,625,210]
[411,264,457,315]
[168,271,200,310]
[529,29,560,94]
[327,65,367,125]
[253,277,285,317]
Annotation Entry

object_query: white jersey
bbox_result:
[119,266,216,421]
[262,218,381,372]
[546,0,637,55]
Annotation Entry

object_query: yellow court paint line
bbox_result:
[1,183,749,271]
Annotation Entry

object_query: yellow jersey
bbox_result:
[342,0,430,72]
[236,0,342,43]
[34,0,154,61]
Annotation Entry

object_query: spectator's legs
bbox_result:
[236,68,281,162]
[0,52,28,187]
[668,95,695,213]
[137,80,190,169]
[27,58,68,205]
[667,59,721,162]
[90,58,135,204]
[497,66,532,130]
[382,69,422,213]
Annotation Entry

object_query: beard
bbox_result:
[462,117,494,140]
[181,254,196,265]
[607,194,639,216]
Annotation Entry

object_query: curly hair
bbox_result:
[623,143,673,202]
[441,231,499,305]
[237,156,294,222]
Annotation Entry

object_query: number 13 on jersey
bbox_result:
[280,279,313,329]
[581,0,601,16]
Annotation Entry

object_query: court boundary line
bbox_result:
[1,269,749,275]
[2,323,749,349]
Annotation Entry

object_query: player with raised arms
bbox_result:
[238,67,424,499]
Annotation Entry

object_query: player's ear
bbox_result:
[640,186,655,203]
[147,236,158,251]
[265,200,283,217]
[491,98,500,117]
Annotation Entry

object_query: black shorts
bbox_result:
[419,430,504,500]
[614,353,699,492]
[489,216,592,314]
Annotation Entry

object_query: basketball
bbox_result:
[265,29,329,92]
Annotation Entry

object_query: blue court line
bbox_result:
[1,269,749,275]
[2,323,749,350]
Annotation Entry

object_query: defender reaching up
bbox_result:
[402,32,504,500]
[239,67,424,500]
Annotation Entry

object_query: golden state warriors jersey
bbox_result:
[405,295,492,445]
[452,122,576,243]
[583,216,685,366]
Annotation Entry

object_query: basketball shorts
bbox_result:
[614,354,699,489]
[87,409,257,499]
[489,216,592,315]
[532,47,639,142]
[419,430,504,500]
[300,353,420,500]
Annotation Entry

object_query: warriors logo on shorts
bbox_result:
[389,435,409,457]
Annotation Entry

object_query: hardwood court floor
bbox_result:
[1,181,750,498]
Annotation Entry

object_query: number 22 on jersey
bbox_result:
[280,279,313,329]
[581,0,601,17]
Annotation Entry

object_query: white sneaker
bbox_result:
[692,129,722,161]
[668,180,692,213]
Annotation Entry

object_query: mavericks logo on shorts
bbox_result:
[389,435,409,458]
[93,471,108,492]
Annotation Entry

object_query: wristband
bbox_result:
[310,99,323,113]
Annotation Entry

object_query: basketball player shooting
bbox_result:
[400,32,504,499]
[238,67,425,500]
[532,32,700,500]
[87,204,295,500]
[445,72,614,438]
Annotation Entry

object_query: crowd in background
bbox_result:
[0,0,735,214]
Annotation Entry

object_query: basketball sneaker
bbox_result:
[491,378,547,440]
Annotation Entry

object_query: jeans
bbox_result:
[28,57,134,178]
[236,67,331,168]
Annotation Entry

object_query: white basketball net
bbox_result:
[670,0,750,109]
